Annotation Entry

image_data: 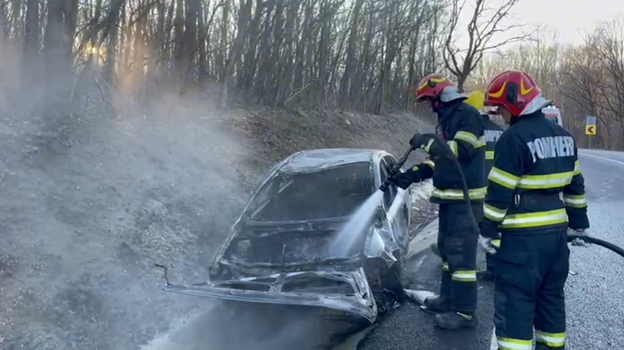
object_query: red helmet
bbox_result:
[485,70,542,117]
[413,74,455,101]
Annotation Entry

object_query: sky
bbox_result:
[517,0,624,44]
[455,0,624,47]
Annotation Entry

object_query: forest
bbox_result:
[1,0,623,149]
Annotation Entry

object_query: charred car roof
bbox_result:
[276,148,388,174]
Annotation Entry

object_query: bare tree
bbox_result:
[0,0,458,117]
[468,16,624,150]
[442,0,537,91]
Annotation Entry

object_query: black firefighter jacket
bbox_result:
[412,100,487,204]
[483,114,504,176]
[480,112,590,238]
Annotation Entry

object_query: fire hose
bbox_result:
[567,234,624,258]
[380,133,624,258]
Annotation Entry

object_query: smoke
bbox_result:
[142,302,341,350]
[0,35,258,350]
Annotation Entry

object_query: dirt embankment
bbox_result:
[242,105,435,166]
[0,90,436,350]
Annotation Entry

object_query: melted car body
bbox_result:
[163,149,411,332]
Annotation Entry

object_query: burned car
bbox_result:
[163,149,412,335]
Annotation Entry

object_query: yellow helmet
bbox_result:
[464,91,485,110]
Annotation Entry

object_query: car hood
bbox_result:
[163,268,378,323]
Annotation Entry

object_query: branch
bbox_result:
[442,0,466,77]
[480,28,539,52]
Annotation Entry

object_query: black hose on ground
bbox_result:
[567,234,624,258]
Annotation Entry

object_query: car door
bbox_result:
[380,156,410,253]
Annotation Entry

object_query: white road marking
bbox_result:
[406,219,438,259]
[490,328,498,350]
[580,152,624,166]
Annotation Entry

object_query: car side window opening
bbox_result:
[381,157,398,209]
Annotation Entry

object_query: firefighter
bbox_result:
[429,90,504,282]
[479,70,589,350]
[469,90,504,281]
[389,74,486,330]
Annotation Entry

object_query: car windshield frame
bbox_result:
[244,162,375,222]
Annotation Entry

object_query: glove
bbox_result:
[479,235,497,255]
[568,228,588,247]
[479,220,499,240]
[389,169,421,190]
[409,133,434,151]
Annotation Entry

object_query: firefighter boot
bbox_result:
[434,311,477,330]
[422,295,450,313]
[422,271,451,313]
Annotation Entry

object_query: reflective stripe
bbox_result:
[500,209,568,229]
[573,160,581,175]
[457,312,473,320]
[477,136,486,148]
[453,131,486,149]
[564,194,587,208]
[447,140,458,156]
[491,239,501,248]
[484,203,507,221]
[422,138,435,153]
[486,150,495,160]
[413,160,435,172]
[517,171,574,189]
[535,330,566,347]
[497,337,533,350]
[442,261,449,272]
[454,131,478,146]
[489,167,520,189]
[432,186,487,200]
[452,270,476,282]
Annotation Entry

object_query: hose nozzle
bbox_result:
[379,146,414,192]
[379,178,392,192]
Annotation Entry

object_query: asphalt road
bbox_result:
[358,148,624,350]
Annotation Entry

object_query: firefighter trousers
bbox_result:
[437,202,482,314]
[493,230,569,350]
